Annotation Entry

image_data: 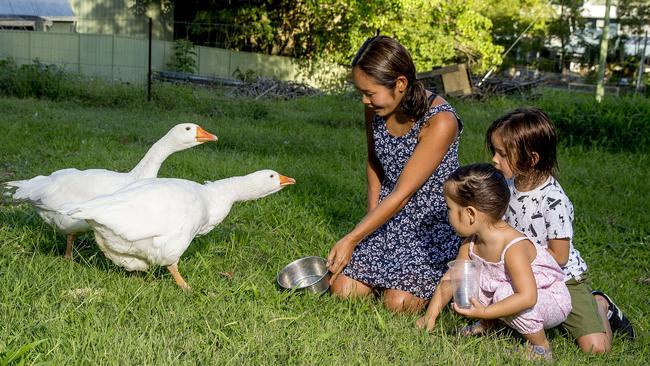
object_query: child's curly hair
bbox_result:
[444,163,510,222]
[486,107,558,184]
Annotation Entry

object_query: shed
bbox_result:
[417,64,473,96]
[0,0,76,32]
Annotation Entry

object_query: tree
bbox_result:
[596,0,611,102]
[618,0,650,37]
[548,0,586,75]
[476,0,554,68]
[134,0,504,73]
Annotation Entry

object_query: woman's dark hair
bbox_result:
[444,163,510,221]
[352,35,428,119]
[486,107,558,184]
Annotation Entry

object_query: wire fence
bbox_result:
[0,17,346,89]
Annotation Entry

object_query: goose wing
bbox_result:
[64,178,208,242]
[8,168,132,209]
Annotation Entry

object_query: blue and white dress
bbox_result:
[342,101,463,299]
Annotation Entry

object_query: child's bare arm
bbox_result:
[417,243,470,331]
[546,238,570,266]
[455,241,537,320]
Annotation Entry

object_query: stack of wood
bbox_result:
[467,76,546,100]
[228,77,322,100]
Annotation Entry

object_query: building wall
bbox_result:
[69,0,172,40]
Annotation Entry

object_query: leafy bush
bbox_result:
[166,39,197,73]
[537,90,650,153]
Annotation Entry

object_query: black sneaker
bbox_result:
[592,290,635,340]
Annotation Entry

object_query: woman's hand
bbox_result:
[327,235,358,285]
[452,298,488,319]
[416,314,437,332]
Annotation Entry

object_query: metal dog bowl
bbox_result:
[276,256,330,294]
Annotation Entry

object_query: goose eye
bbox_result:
[185,127,191,131]
[270,174,275,178]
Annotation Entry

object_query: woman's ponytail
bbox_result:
[400,79,428,118]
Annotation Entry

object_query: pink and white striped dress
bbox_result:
[468,236,572,334]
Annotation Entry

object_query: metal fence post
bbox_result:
[148,17,152,102]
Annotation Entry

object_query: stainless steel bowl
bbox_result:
[276,256,330,294]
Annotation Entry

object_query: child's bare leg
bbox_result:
[522,330,551,349]
[576,295,612,354]
[383,289,427,313]
[520,330,553,360]
[330,274,372,299]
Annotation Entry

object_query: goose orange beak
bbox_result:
[279,175,296,186]
[196,126,218,142]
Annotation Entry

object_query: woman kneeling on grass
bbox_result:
[416,163,572,361]
[326,35,462,312]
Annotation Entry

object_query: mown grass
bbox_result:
[0,88,648,365]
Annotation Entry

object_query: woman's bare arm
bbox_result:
[365,107,382,212]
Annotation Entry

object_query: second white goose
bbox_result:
[61,170,296,290]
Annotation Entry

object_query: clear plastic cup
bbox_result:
[447,260,480,309]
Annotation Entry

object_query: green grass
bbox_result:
[0,90,648,365]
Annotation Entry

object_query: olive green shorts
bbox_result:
[563,273,606,339]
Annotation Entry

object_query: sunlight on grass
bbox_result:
[0,92,648,364]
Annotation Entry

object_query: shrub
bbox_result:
[537,90,650,153]
[167,39,197,74]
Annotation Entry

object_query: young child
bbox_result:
[326,35,462,312]
[416,163,572,360]
[486,107,635,353]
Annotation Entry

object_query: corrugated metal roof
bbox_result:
[0,0,75,18]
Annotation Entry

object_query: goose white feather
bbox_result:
[61,169,295,289]
[3,123,217,258]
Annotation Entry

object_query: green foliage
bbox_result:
[169,0,504,73]
[536,90,650,153]
[382,0,503,72]
[167,39,197,73]
[0,58,73,100]
[618,0,650,36]
[477,0,554,67]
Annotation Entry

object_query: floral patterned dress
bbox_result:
[342,101,462,299]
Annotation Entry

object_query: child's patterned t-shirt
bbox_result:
[504,176,588,281]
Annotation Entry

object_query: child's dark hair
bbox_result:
[486,107,558,183]
[444,163,510,221]
[352,35,428,119]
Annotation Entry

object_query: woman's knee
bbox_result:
[383,290,426,313]
[330,275,372,299]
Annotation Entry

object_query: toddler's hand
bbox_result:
[452,298,486,319]
[416,315,436,332]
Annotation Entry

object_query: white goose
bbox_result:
[61,170,295,289]
[4,123,217,258]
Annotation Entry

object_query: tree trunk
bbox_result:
[596,0,611,102]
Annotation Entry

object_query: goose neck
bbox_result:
[129,139,176,179]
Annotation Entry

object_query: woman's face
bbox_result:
[490,132,514,180]
[352,67,404,117]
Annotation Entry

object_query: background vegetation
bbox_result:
[132,0,650,83]
[0,70,648,364]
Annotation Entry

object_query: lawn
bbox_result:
[0,89,648,365]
